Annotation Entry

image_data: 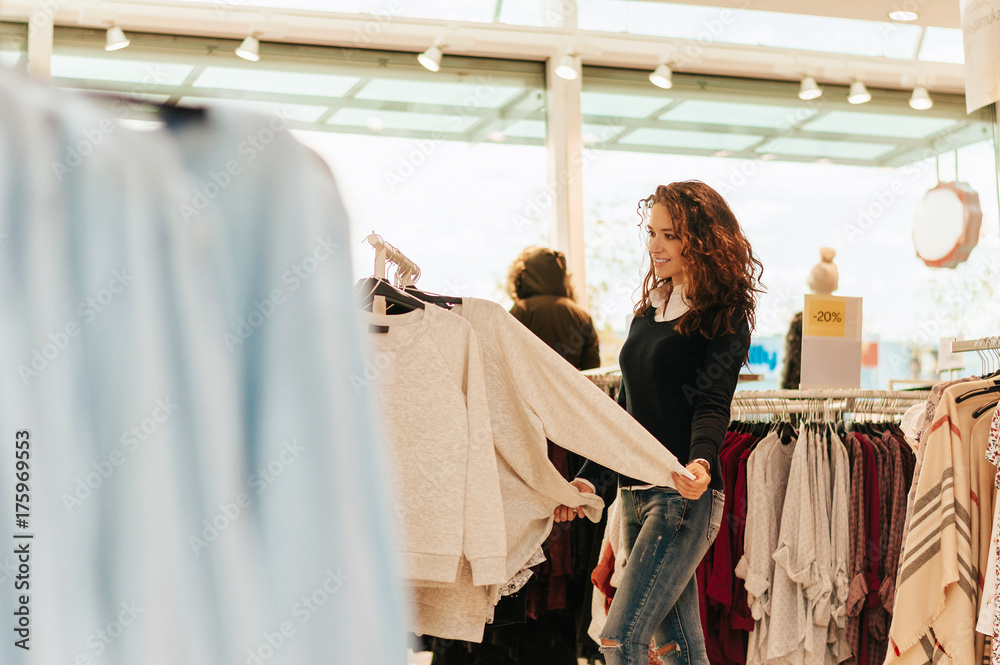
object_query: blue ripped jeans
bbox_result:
[599,486,724,665]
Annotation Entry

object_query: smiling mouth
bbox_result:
[653,258,669,265]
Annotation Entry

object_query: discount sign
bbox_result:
[800,294,863,389]
[804,297,847,338]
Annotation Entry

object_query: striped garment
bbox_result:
[887,383,997,665]
[898,377,983,584]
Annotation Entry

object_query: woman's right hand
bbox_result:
[553,479,595,522]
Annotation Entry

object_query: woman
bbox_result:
[556,181,763,665]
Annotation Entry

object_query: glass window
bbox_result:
[354,78,523,108]
[504,119,546,139]
[582,91,673,118]
[328,107,481,132]
[179,97,332,122]
[0,22,26,71]
[659,100,818,129]
[50,25,549,303]
[297,131,549,301]
[583,67,983,167]
[618,127,762,151]
[497,0,545,26]
[581,75,998,386]
[757,137,895,160]
[919,27,965,64]
[51,54,193,86]
[192,66,360,97]
[802,111,956,139]
[578,0,924,59]
[131,0,547,26]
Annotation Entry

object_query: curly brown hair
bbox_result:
[635,181,764,339]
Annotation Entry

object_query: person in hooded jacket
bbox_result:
[507,246,601,371]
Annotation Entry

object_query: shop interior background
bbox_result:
[3,0,997,389]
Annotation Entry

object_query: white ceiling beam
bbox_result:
[0,0,967,94]
[636,0,960,29]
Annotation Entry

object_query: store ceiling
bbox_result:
[2,23,987,169]
[640,0,961,28]
[0,0,971,95]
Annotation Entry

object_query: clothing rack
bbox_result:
[366,233,421,287]
[583,368,767,396]
[951,336,1000,353]
[365,233,420,316]
[581,367,622,391]
[951,336,1000,374]
[732,388,930,418]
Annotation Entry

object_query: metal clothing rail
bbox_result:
[951,336,1000,353]
[734,389,930,400]
[732,389,931,419]
[366,232,421,287]
[365,233,420,316]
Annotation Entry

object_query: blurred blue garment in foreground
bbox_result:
[0,68,406,665]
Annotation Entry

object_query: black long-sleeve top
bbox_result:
[576,306,750,492]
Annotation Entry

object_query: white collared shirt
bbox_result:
[651,281,691,322]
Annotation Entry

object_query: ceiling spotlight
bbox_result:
[761,153,778,161]
[649,63,673,90]
[909,85,933,110]
[555,53,580,81]
[798,76,822,101]
[418,44,443,72]
[366,116,384,132]
[486,130,508,143]
[888,10,919,21]
[848,80,871,104]
[235,35,260,62]
[105,25,130,52]
[815,157,834,164]
[712,150,733,157]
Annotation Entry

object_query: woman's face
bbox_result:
[647,203,686,284]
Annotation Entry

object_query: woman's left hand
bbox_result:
[672,462,710,500]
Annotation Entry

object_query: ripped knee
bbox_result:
[656,643,678,656]
[600,638,620,648]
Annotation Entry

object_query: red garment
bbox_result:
[526,440,572,618]
[844,433,867,665]
[730,446,754,633]
[701,431,753,665]
[858,434,881,665]
[857,434,885,651]
[591,539,616,613]
[707,436,751,604]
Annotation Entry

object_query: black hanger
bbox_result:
[355,277,425,312]
[954,381,1000,404]
[403,285,462,309]
[973,399,1000,419]
[775,421,796,445]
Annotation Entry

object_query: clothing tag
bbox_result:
[365,350,397,386]
[369,324,389,334]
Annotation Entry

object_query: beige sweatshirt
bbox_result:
[413,298,689,642]
[364,305,508,587]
